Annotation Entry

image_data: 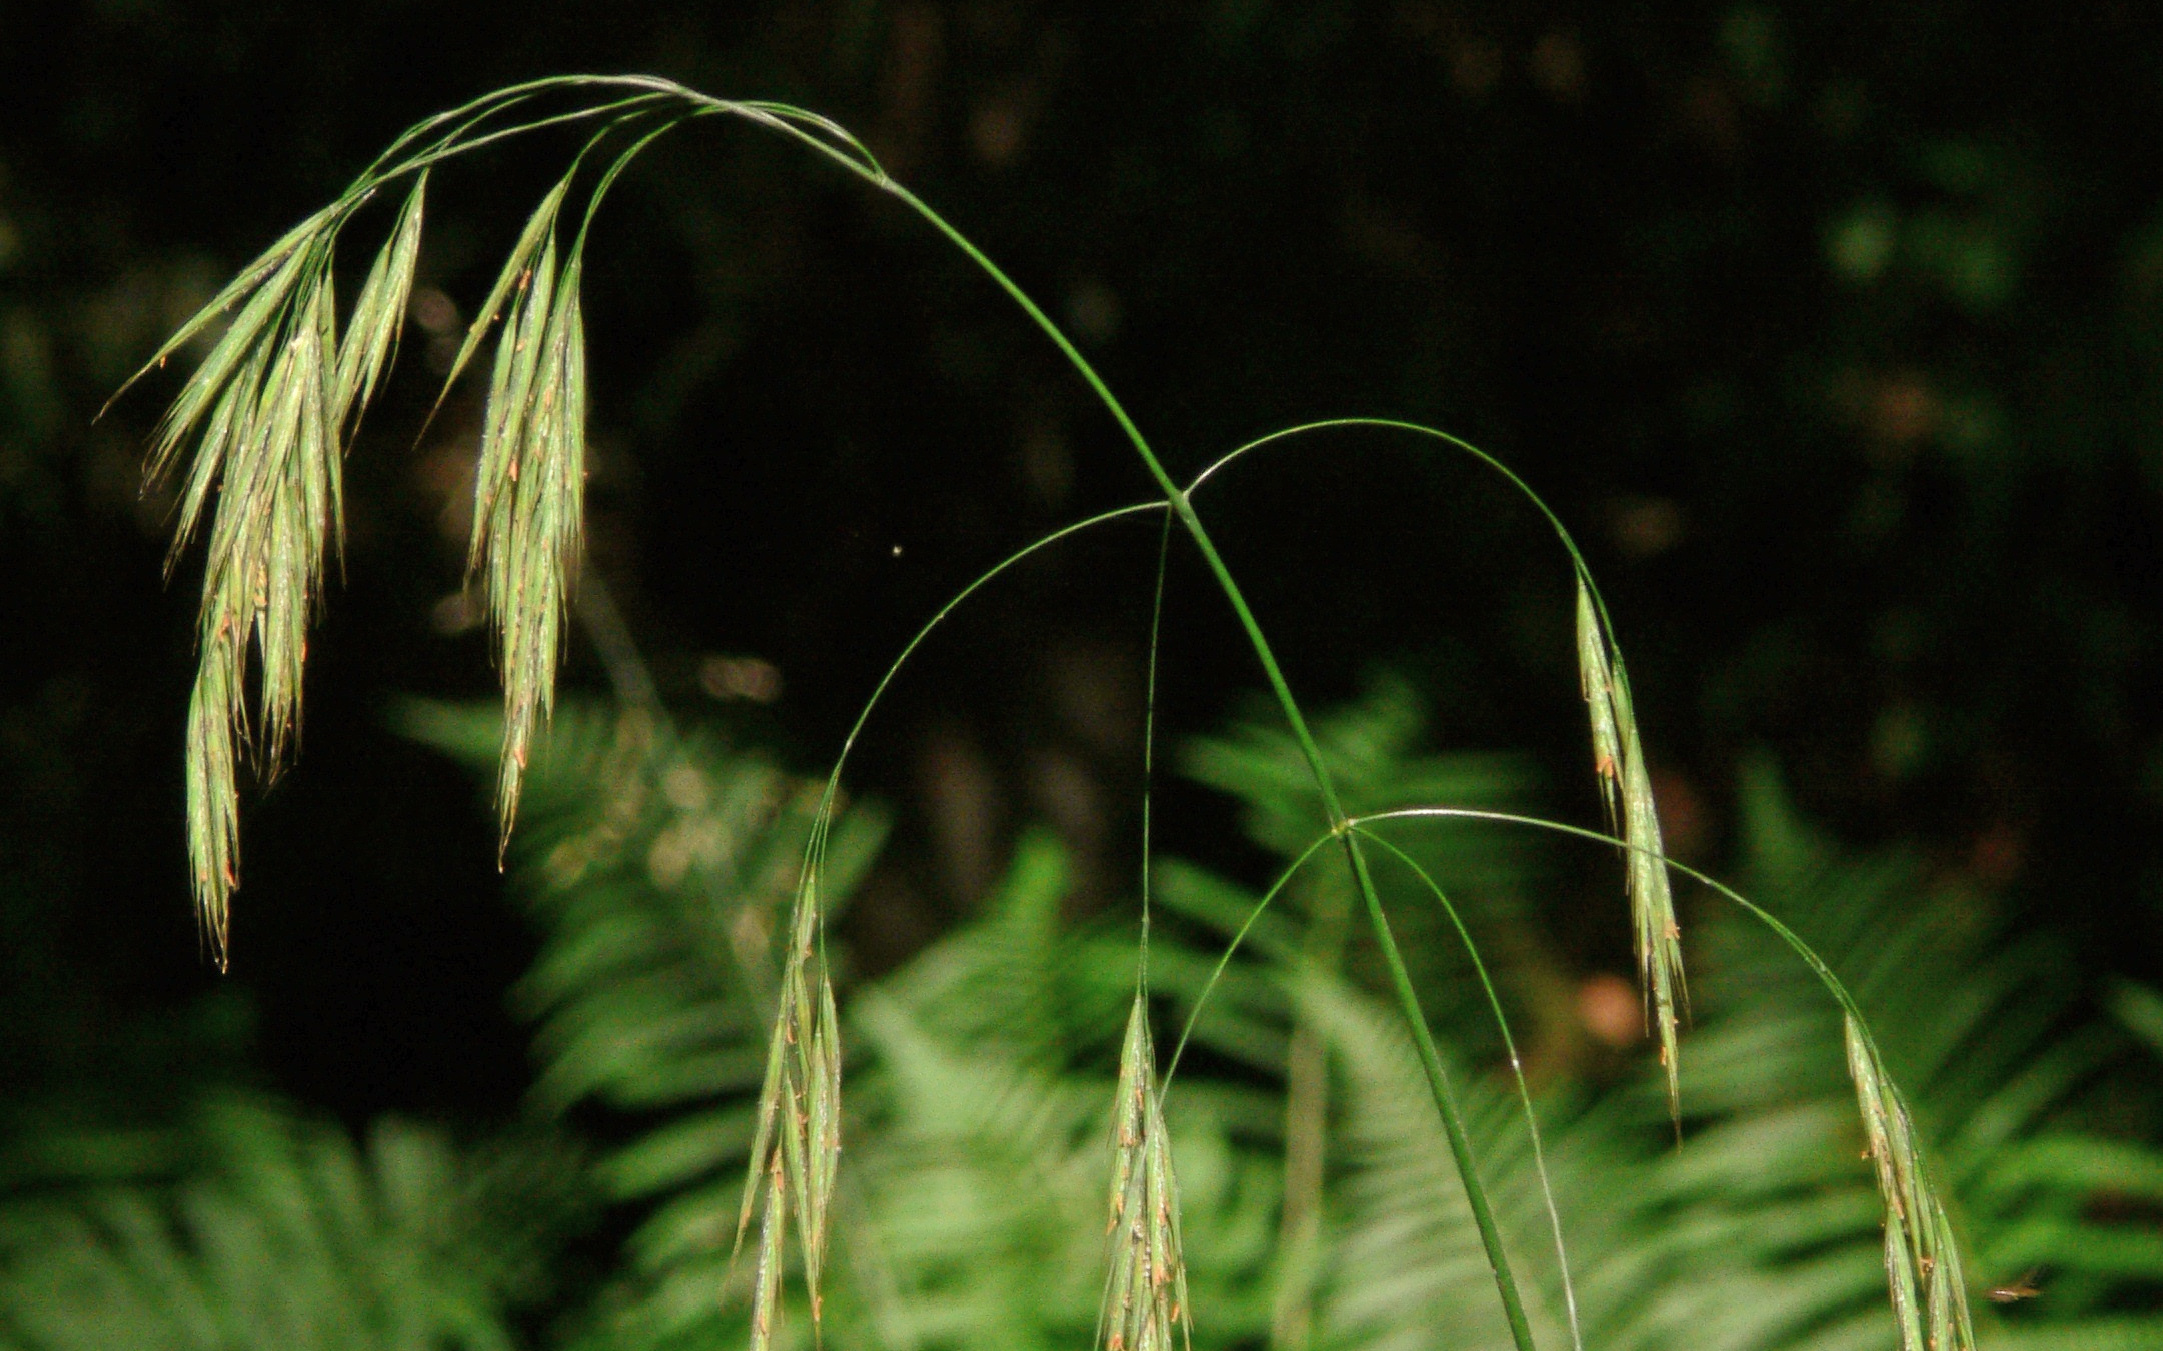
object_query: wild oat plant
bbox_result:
[115,74,2028,1351]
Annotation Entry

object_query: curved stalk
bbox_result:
[1173,802,1978,1351]
[645,81,1548,1351]
[348,85,1958,1347]
[133,74,1552,1350]
[1185,415,1616,644]
[1350,807,1874,1027]
[1350,806,1977,1351]
[1354,827,1583,1351]
[869,134,1546,1351]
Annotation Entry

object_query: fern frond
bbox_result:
[0,1097,557,1351]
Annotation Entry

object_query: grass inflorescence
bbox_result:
[1099,997,1192,1351]
[1575,577,1686,1118]
[1847,1016,1975,1351]
[121,172,427,967]
[735,877,842,1350]
[448,174,583,848]
[123,74,1987,1351]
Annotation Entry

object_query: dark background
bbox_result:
[3,1,2160,1138]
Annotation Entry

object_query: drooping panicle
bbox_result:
[134,175,428,963]
[1574,575,1685,1116]
[443,176,591,848]
[1098,996,1192,1351]
[134,99,667,966]
[1844,1017,1975,1351]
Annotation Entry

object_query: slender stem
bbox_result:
[869,180,1357,815]
[1355,827,1582,1351]
[523,82,1546,1351]
[1138,512,1174,994]
[873,136,1545,1351]
[1163,830,1338,1087]
[1272,856,1354,1351]
[1349,807,1891,1066]
[1183,415,1635,665]
[1350,830,1541,1351]
[1177,800,1977,1351]
[803,500,1164,835]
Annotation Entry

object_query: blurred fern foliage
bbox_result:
[5,683,2161,1349]
[0,1094,578,1351]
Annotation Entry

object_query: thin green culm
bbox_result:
[119,77,1986,1351]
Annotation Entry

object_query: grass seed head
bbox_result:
[1617,701,1683,1117]
[334,175,426,431]
[1098,996,1192,1351]
[134,176,431,965]
[453,180,593,850]
[1574,579,1623,828]
[164,241,346,962]
[749,1154,787,1351]
[1575,577,1686,1117]
[737,871,843,1342]
[184,636,244,967]
[1844,1016,1975,1351]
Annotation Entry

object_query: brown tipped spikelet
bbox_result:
[438,176,589,851]
[335,172,428,432]
[1845,1017,1976,1351]
[1098,995,1193,1351]
[136,175,428,966]
[183,635,243,964]
[1575,576,1686,1116]
[737,870,844,1351]
[1575,582,1623,828]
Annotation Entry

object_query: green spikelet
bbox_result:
[1845,1017,1976,1351]
[136,175,427,967]
[335,173,427,431]
[1575,582,1623,829]
[447,176,593,852]
[1098,995,1192,1351]
[737,868,843,1351]
[1575,576,1685,1116]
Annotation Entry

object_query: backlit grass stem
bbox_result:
[824,126,1551,1351]
[1355,828,1583,1351]
[121,76,1878,1351]
[1350,805,1977,1351]
[1164,802,1979,1349]
[1191,416,1687,1123]
[131,74,1551,1348]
